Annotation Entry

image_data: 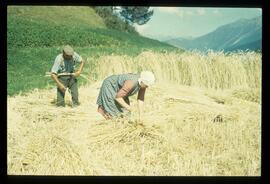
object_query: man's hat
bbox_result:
[63,45,74,56]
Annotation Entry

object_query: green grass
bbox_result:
[8,45,180,96]
[7,6,106,28]
[7,6,180,96]
[8,15,174,48]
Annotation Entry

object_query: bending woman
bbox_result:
[96,71,155,120]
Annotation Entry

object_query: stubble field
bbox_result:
[7,51,261,176]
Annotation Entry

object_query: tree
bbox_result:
[93,6,138,34]
[116,6,154,25]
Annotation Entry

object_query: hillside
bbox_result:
[7,6,179,96]
[7,6,175,48]
[8,6,107,28]
[165,16,262,52]
[226,39,261,51]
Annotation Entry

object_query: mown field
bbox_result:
[7,6,261,176]
[8,51,261,176]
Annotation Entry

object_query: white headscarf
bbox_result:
[139,71,155,86]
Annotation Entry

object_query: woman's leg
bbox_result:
[98,105,112,120]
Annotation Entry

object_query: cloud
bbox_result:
[134,24,149,34]
[155,7,208,18]
[213,9,219,14]
[156,7,178,14]
[155,7,184,18]
[212,9,222,15]
[186,10,194,16]
[197,8,206,15]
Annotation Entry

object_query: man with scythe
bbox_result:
[50,45,85,107]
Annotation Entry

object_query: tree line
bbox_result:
[93,6,154,34]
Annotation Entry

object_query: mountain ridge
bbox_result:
[164,16,262,52]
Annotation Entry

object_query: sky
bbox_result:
[134,7,262,41]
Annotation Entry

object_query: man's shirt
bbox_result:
[51,52,82,74]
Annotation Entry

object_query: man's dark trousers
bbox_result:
[56,76,79,107]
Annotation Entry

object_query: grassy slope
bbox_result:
[7,6,107,28]
[7,6,179,96]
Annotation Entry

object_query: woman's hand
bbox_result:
[126,106,132,112]
[115,97,131,111]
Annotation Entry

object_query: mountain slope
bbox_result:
[8,6,175,48]
[226,39,261,51]
[165,16,262,52]
[7,6,107,28]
